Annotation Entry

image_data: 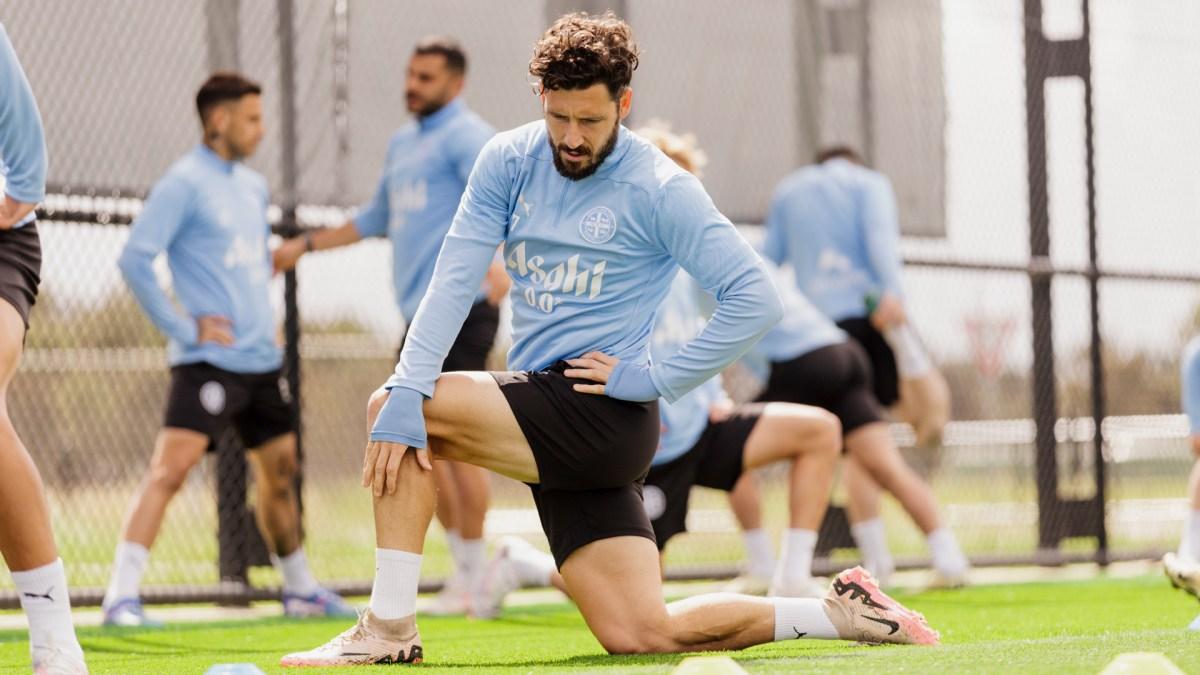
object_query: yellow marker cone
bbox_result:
[671,655,750,675]
[1098,652,1186,675]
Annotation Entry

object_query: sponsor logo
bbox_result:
[505,242,607,314]
[277,377,292,405]
[199,381,226,416]
[579,206,617,244]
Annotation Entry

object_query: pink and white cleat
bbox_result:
[31,645,88,674]
[823,566,940,646]
[280,610,423,667]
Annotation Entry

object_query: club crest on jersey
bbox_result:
[199,381,226,416]
[643,485,667,521]
[579,206,617,244]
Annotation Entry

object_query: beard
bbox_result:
[408,91,448,119]
[550,119,620,181]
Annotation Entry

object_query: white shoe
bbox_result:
[471,542,523,619]
[280,610,422,666]
[822,566,939,645]
[1164,552,1200,599]
[722,573,772,595]
[32,646,88,675]
[769,575,828,598]
[424,572,468,616]
[929,567,970,589]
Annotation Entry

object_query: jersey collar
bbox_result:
[417,97,466,132]
[194,143,238,175]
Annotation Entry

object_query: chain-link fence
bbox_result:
[2,0,1199,605]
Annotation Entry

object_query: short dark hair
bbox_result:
[413,35,467,74]
[529,11,639,99]
[815,145,863,165]
[196,72,262,125]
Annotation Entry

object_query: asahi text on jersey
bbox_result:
[505,241,607,314]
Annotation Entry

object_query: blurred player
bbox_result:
[1164,336,1200,596]
[763,146,955,586]
[106,72,353,626]
[283,13,937,666]
[274,36,504,616]
[643,122,966,591]
[0,22,89,675]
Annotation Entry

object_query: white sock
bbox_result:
[772,596,839,640]
[775,529,818,583]
[458,538,486,584]
[273,546,321,597]
[927,527,969,576]
[369,548,422,620]
[509,544,556,587]
[741,528,776,579]
[1179,510,1200,562]
[445,530,463,575]
[851,518,894,579]
[103,541,150,608]
[14,559,83,661]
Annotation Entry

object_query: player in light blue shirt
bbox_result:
[0,23,89,675]
[643,269,838,598]
[273,36,505,617]
[763,146,910,409]
[109,72,352,629]
[287,14,937,667]
[1164,337,1200,590]
[0,25,45,231]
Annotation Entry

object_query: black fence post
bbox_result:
[1023,0,1061,555]
[277,0,304,535]
[1024,0,1104,557]
[1081,0,1108,564]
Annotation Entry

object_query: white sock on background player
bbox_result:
[742,528,776,579]
[369,548,422,620]
[273,546,320,597]
[1178,510,1200,562]
[850,518,894,582]
[458,538,487,587]
[927,528,969,578]
[508,540,555,587]
[103,540,150,607]
[775,529,818,583]
[445,530,463,576]
[14,558,84,661]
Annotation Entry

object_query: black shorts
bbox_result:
[836,318,899,406]
[0,222,41,329]
[492,361,660,568]
[164,362,296,450]
[644,404,763,550]
[756,341,884,436]
[399,300,500,372]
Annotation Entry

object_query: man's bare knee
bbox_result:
[367,388,389,428]
[597,629,674,655]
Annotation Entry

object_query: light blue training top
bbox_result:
[0,23,47,229]
[353,97,495,322]
[750,259,848,364]
[373,121,782,447]
[1184,336,1200,435]
[650,271,730,467]
[119,145,281,374]
[763,158,904,322]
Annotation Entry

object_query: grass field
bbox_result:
[1,573,1198,674]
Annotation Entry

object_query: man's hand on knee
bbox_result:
[362,441,432,497]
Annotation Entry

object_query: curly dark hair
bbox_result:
[529,11,640,99]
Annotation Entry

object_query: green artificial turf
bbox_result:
[2,574,1198,674]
